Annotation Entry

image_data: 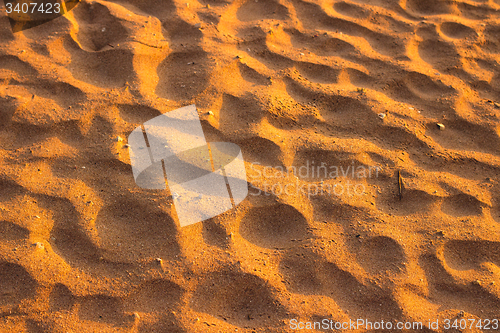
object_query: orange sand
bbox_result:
[1,0,500,332]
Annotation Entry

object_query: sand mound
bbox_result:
[1,0,500,331]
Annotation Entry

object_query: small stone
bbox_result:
[458,310,465,317]
[207,111,214,116]
[155,258,162,264]
[437,123,445,130]
[124,144,130,148]
[132,312,140,320]
[378,113,386,119]
[494,102,500,109]
[34,242,44,249]
[206,4,210,8]
[116,136,123,142]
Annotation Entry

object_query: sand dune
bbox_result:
[1,0,500,331]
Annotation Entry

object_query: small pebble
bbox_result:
[494,102,500,109]
[124,144,130,148]
[437,123,445,130]
[132,312,140,320]
[155,258,163,263]
[378,113,386,119]
[206,4,210,8]
[116,136,123,142]
[207,111,214,116]
[34,242,44,249]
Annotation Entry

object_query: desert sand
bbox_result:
[1,0,500,331]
